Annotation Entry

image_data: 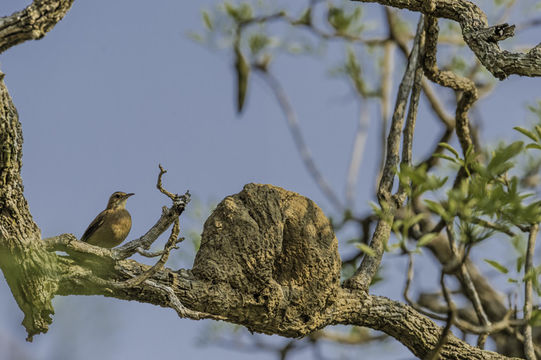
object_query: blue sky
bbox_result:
[0,0,540,359]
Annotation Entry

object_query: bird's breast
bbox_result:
[111,210,132,241]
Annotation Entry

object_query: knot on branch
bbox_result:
[192,183,340,337]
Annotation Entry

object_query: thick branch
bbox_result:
[351,0,541,79]
[422,14,477,154]
[333,290,520,360]
[0,0,75,54]
[44,235,522,360]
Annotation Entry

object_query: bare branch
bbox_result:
[396,43,424,201]
[404,252,448,322]
[425,272,455,360]
[113,166,190,259]
[334,290,521,360]
[421,80,455,128]
[0,0,75,54]
[422,14,477,154]
[350,0,541,79]
[523,224,539,360]
[446,223,491,347]
[119,219,182,287]
[157,164,178,200]
[345,104,370,209]
[344,14,424,290]
[256,69,344,212]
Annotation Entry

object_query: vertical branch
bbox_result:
[345,103,370,209]
[0,70,60,341]
[422,15,478,155]
[425,271,455,360]
[396,44,424,201]
[344,15,424,290]
[376,34,395,190]
[0,0,76,341]
[446,223,491,348]
[523,224,538,360]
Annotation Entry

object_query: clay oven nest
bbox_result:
[192,183,341,337]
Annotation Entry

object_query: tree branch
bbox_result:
[523,224,538,360]
[350,0,541,79]
[344,14,424,290]
[0,0,75,54]
[256,69,345,212]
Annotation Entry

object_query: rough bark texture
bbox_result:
[0,0,75,340]
[0,72,61,341]
[0,0,75,54]
[193,183,341,336]
[40,184,519,359]
[351,0,541,79]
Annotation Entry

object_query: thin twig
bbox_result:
[523,223,538,360]
[256,69,344,212]
[421,80,455,128]
[446,223,491,348]
[143,279,223,320]
[119,219,182,287]
[425,272,455,360]
[157,164,177,200]
[113,166,190,259]
[346,103,370,209]
[470,217,516,238]
[396,39,424,203]
[404,252,448,322]
[376,19,395,190]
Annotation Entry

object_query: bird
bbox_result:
[80,191,134,248]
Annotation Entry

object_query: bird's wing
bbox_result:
[80,209,108,242]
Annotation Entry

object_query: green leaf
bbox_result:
[486,141,523,176]
[529,309,541,326]
[517,255,525,273]
[424,199,449,220]
[327,6,363,35]
[535,125,541,141]
[526,143,541,151]
[234,47,250,113]
[417,233,438,247]
[438,142,460,158]
[293,8,311,26]
[248,33,271,55]
[514,126,539,142]
[432,153,458,163]
[524,268,538,282]
[188,32,204,43]
[484,259,509,274]
[224,2,253,22]
[355,243,376,257]
[202,10,213,30]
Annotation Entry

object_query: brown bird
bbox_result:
[81,191,134,248]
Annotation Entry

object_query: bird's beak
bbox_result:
[125,193,135,198]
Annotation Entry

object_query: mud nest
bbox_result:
[192,183,341,337]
